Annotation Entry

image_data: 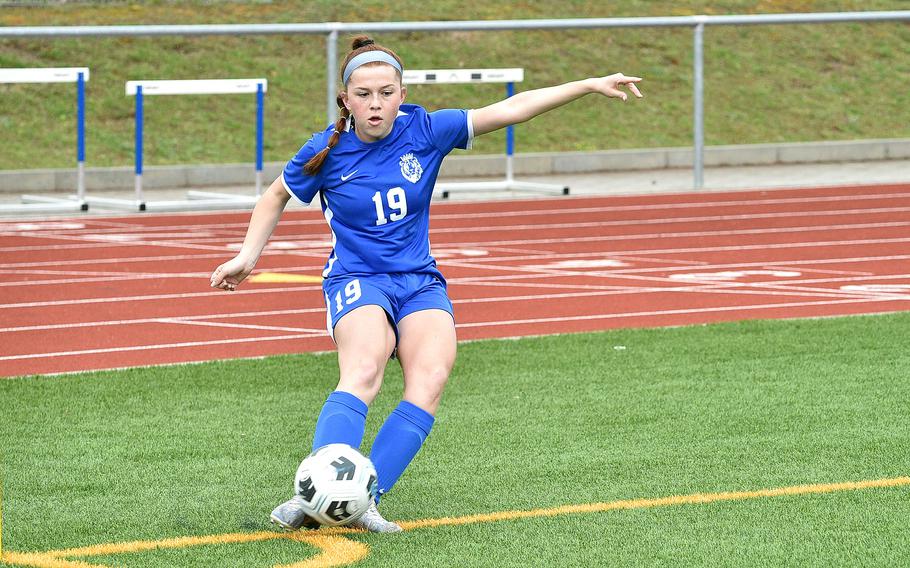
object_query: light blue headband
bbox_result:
[342,51,403,85]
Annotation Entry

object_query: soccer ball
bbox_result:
[292,443,378,528]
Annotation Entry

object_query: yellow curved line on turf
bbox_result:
[0,532,367,568]
[397,475,910,531]
[1,551,105,567]
[3,476,908,568]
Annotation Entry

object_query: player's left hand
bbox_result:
[592,73,643,101]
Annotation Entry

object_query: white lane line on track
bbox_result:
[2,226,909,273]
[0,333,325,362]
[28,215,900,248]
[3,296,906,363]
[9,189,908,233]
[426,212,910,236]
[453,297,908,329]
[2,256,905,311]
[459,235,910,252]
[450,254,910,279]
[443,257,909,301]
[429,190,910,220]
[3,204,909,253]
[0,249,316,270]
[4,277,908,335]
[84,218,910,249]
[0,285,321,310]
[0,308,327,333]
[155,318,324,334]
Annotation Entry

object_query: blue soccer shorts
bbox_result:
[322,272,454,344]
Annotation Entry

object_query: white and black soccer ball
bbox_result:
[292,443,378,528]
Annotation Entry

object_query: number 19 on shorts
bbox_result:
[334,279,362,313]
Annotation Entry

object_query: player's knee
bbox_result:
[339,358,385,400]
[405,365,451,404]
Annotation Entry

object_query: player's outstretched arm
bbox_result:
[210,177,291,291]
[471,73,643,137]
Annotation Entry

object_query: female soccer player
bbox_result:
[211,35,642,532]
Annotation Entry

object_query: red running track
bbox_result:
[2,183,909,378]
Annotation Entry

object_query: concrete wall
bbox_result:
[2,138,908,193]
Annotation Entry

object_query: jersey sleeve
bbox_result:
[281,137,324,205]
[426,108,474,154]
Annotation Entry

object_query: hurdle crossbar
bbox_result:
[403,68,568,198]
[88,78,267,212]
[0,67,90,213]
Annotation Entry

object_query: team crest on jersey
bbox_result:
[399,152,423,183]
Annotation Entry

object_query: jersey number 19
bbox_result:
[372,187,408,226]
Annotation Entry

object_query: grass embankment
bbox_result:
[0,0,908,170]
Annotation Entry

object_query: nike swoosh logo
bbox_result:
[340,170,358,181]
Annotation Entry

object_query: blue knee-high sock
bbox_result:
[369,400,435,499]
[311,390,368,452]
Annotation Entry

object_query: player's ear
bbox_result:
[400,84,407,103]
[339,90,350,111]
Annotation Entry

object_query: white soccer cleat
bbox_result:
[270,495,320,531]
[348,501,402,533]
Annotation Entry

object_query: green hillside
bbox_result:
[0,0,907,170]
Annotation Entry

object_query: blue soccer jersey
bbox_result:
[282,104,473,278]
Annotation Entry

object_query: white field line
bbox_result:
[450,254,910,282]
[448,231,910,250]
[155,318,324,334]
[3,203,909,253]
[0,333,325,362]
[429,190,910,220]
[0,273,198,287]
[61,215,906,248]
[443,258,909,301]
[7,188,907,233]
[2,222,908,272]
[3,296,903,363]
[0,285,321,310]
[0,307,327,333]
[3,254,904,311]
[453,297,903,329]
[0,249,318,270]
[4,277,908,336]
[425,211,910,236]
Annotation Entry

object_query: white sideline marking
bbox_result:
[156,318,323,334]
[0,286,320,310]
[429,191,910,221]
[4,297,906,363]
[669,270,802,281]
[454,297,907,329]
[0,333,322,362]
[0,308,326,333]
[841,284,910,294]
[427,210,910,235]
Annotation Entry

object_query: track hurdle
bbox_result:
[88,78,267,212]
[403,68,568,199]
[0,67,90,214]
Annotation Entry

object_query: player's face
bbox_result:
[342,64,407,143]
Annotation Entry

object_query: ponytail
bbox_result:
[303,95,349,175]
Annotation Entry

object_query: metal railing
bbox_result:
[2,11,908,189]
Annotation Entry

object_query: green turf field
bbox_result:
[2,312,909,566]
[1,0,908,170]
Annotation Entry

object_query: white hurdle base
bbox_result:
[86,194,258,213]
[0,194,88,214]
[186,190,259,204]
[436,179,569,199]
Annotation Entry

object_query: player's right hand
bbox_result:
[210,257,252,292]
